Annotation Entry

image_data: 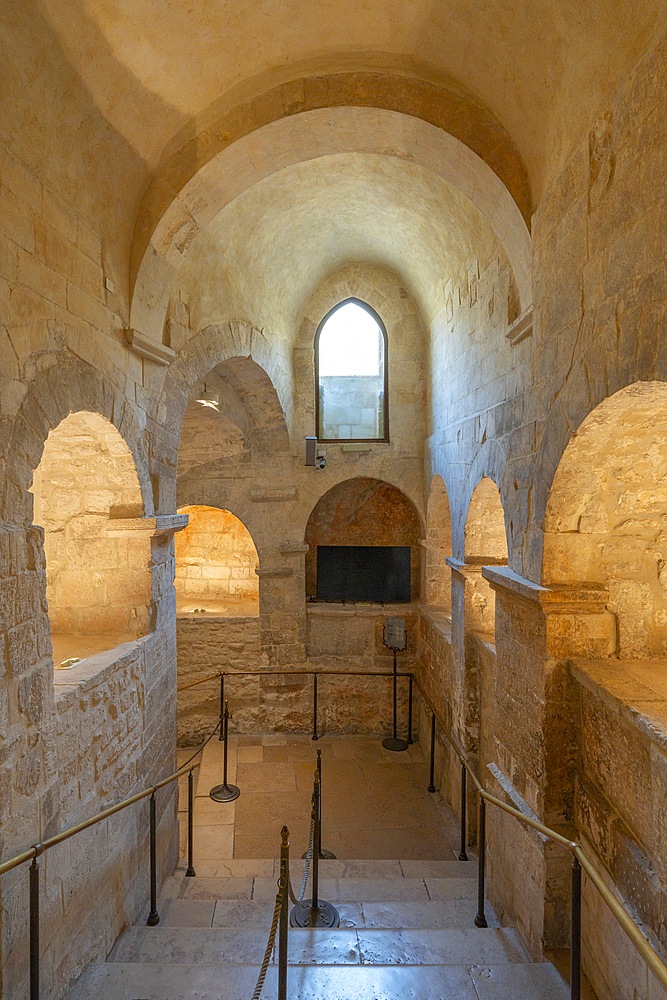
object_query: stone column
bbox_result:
[481,566,616,956]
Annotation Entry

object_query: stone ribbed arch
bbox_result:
[130,73,533,342]
[155,321,291,509]
[2,354,152,526]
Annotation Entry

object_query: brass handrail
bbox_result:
[412,675,667,990]
[0,758,200,878]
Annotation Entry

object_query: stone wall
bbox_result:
[319,374,384,440]
[571,660,667,1000]
[175,505,259,610]
[176,604,419,746]
[31,410,151,639]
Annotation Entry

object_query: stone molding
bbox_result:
[280,543,309,555]
[505,306,533,346]
[255,566,293,578]
[106,513,189,536]
[250,488,297,502]
[124,328,176,365]
[482,565,610,614]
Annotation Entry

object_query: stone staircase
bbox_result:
[64,855,578,999]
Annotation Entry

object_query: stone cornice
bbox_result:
[106,513,189,536]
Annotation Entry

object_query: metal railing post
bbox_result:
[210,700,240,802]
[312,777,320,910]
[186,769,196,877]
[474,796,488,928]
[146,792,160,926]
[407,674,413,744]
[459,762,468,861]
[428,712,436,793]
[571,856,582,1000]
[278,826,289,1000]
[312,673,318,741]
[291,769,339,929]
[29,856,40,1000]
[218,673,225,741]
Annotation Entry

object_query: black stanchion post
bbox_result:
[312,673,318,741]
[382,618,408,752]
[428,712,436,793]
[407,674,413,745]
[571,856,582,1000]
[459,762,468,861]
[278,826,289,1000]
[317,749,336,860]
[29,856,40,1000]
[218,673,225,741]
[474,796,488,928]
[291,770,340,929]
[210,700,240,802]
[146,792,160,925]
[186,769,196,877]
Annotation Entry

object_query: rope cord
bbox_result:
[179,717,222,771]
[287,807,315,905]
[251,888,283,1000]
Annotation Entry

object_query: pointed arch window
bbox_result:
[315,298,388,442]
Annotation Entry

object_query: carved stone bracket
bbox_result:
[125,329,176,366]
[106,513,189,537]
[506,306,533,346]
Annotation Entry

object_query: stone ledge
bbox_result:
[52,635,151,701]
[125,328,176,365]
[506,306,533,346]
[280,543,309,556]
[250,488,297,502]
[482,566,610,614]
[255,566,293,578]
[106,513,189,536]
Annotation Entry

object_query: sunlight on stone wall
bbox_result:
[30,411,150,647]
[464,477,508,634]
[544,382,667,657]
[175,504,259,613]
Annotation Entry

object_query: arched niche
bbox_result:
[544,382,667,658]
[425,475,453,611]
[464,476,508,635]
[305,477,423,602]
[175,505,259,616]
[30,411,151,667]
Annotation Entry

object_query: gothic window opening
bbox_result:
[315,298,388,442]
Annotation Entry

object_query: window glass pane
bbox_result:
[317,300,386,440]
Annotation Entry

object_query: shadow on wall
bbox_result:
[30,410,151,667]
[425,474,453,611]
[305,477,423,601]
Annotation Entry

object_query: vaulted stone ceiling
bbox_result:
[2,0,665,327]
[180,152,503,330]
[27,0,667,193]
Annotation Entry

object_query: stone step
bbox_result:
[149,897,498,930]
[111,925,528,967]
[173,857,478,879]
[172,874,478,903]
[64,960,572,1000]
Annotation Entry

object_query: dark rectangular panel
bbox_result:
[316,545,411,603]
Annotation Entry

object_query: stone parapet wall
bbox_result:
[571,659,667,999]
[176,605,420,746]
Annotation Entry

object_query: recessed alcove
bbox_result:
[305,477,422,602]
[30,411,151,670]
[464,476,508,639]
[175,505,259,617]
